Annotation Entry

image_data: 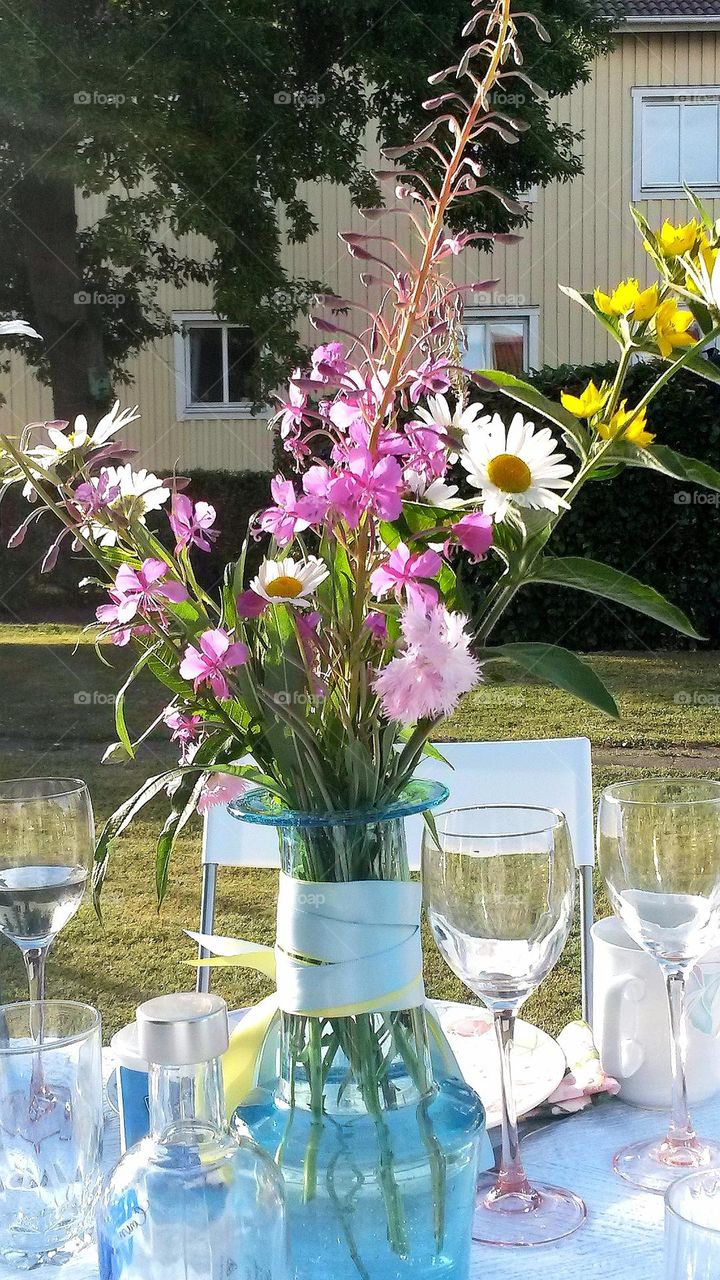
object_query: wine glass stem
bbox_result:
[22,945,49,1094]
[665,968,695,1146]
[23,946,48,1005]
[493,1009,531,1196]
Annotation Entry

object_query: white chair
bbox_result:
[196,736,595,1019]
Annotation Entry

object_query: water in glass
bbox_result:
[598,778,720,1193]
[422,805,586,1248]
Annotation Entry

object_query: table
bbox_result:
[5,1057,720,1280]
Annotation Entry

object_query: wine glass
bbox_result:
[0,779,94,1008]
[422,804,586,1247]
[598,777,720,1194]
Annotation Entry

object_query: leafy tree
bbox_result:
[0,0,612,420]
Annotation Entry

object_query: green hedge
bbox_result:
[0,469,272,620]
[465,360,720,650]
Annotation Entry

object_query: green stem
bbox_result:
[633,322,720,415]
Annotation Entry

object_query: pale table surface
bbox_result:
[4,1051,718,1279]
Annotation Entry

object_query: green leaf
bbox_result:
[670,348,720,387]
[475,369,589,453]
[487,642,619,718]
[114,645,156,759]
[146,649,195,699]
[558,285,621,343]
[93,771,180,911]
[422,808,442,854]
[155,772,205,904]
[612,441,720,492]
[531,556,703,640]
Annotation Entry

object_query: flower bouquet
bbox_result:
[3,0,720,1275]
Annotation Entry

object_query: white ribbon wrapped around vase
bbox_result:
[275,875,425,1015]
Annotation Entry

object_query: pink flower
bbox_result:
[373,601,480,723]
[163,705,204,762]
[327,396,363,435]
[370,542,442,607]
[169,494,218,552]
[197,772,253,815]
[296,609,321,642]
[96,558,188,642]
[258,475,325,546]
[332,419,408,463]
[311,342,349,380]
[179,628,249,700]
[409,357,452,403]
[432,232,481,263]
[365,611,388,641]
[73,470,120,515]
[274,370,308,439]
[451,512,494,562]
[333,448,403,528]
[236,589,267,618]
[394,272,413,304]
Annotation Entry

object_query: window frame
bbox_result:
[172,311,268,421]
[632,85,720,201]
[463,306,540,375]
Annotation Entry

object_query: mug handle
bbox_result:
[603,975,645,1078]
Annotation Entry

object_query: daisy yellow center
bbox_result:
[266,574,303,598]
[487,452,532,494]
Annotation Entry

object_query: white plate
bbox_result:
[429,999,567,1129]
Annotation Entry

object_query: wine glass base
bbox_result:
[472,1172,587,1247]
[613,1135,720,1194]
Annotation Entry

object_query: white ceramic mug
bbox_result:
[592,916,720,1108]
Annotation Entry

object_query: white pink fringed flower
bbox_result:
[373,601,480,723]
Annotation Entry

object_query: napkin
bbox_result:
[528,1020,620,1118]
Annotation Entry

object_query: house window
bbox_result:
[464,308,539,375]
[173,312,260,419]
[633,87,720,199]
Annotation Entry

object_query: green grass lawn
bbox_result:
[0,626,718,1042]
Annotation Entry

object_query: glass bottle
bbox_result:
[96,992,287,1280]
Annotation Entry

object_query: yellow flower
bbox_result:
[595,279,638,317]
[656,219,699,258]
[653,298,696,359]
[560,380,609,419]
[594,278,659,321]
[597,402,655,449]
[632,283,660,322]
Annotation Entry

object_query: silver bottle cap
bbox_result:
[136,992,229,1066]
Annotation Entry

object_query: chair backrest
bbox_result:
[202,737,594,873]
[198,737,595,1018]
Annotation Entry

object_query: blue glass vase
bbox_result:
[230,782,485,1280]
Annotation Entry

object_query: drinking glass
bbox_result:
[0,778,94,1007]
[422,805,585,1247]
[0,1001,103,1268]
[598,778,720,1194]
[665,1171,720,1279]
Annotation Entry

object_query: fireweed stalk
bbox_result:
[3,1,720,1266]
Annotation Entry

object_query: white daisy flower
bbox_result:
[404,470,459,506]
[88,464,170,546]
[414,393,486,442]
[250,555,329,608]
[30,401,141,468]
[461,412,573,521]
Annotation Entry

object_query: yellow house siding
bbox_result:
[2,30,720,469]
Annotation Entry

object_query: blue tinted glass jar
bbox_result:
[231,782,485,1280]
